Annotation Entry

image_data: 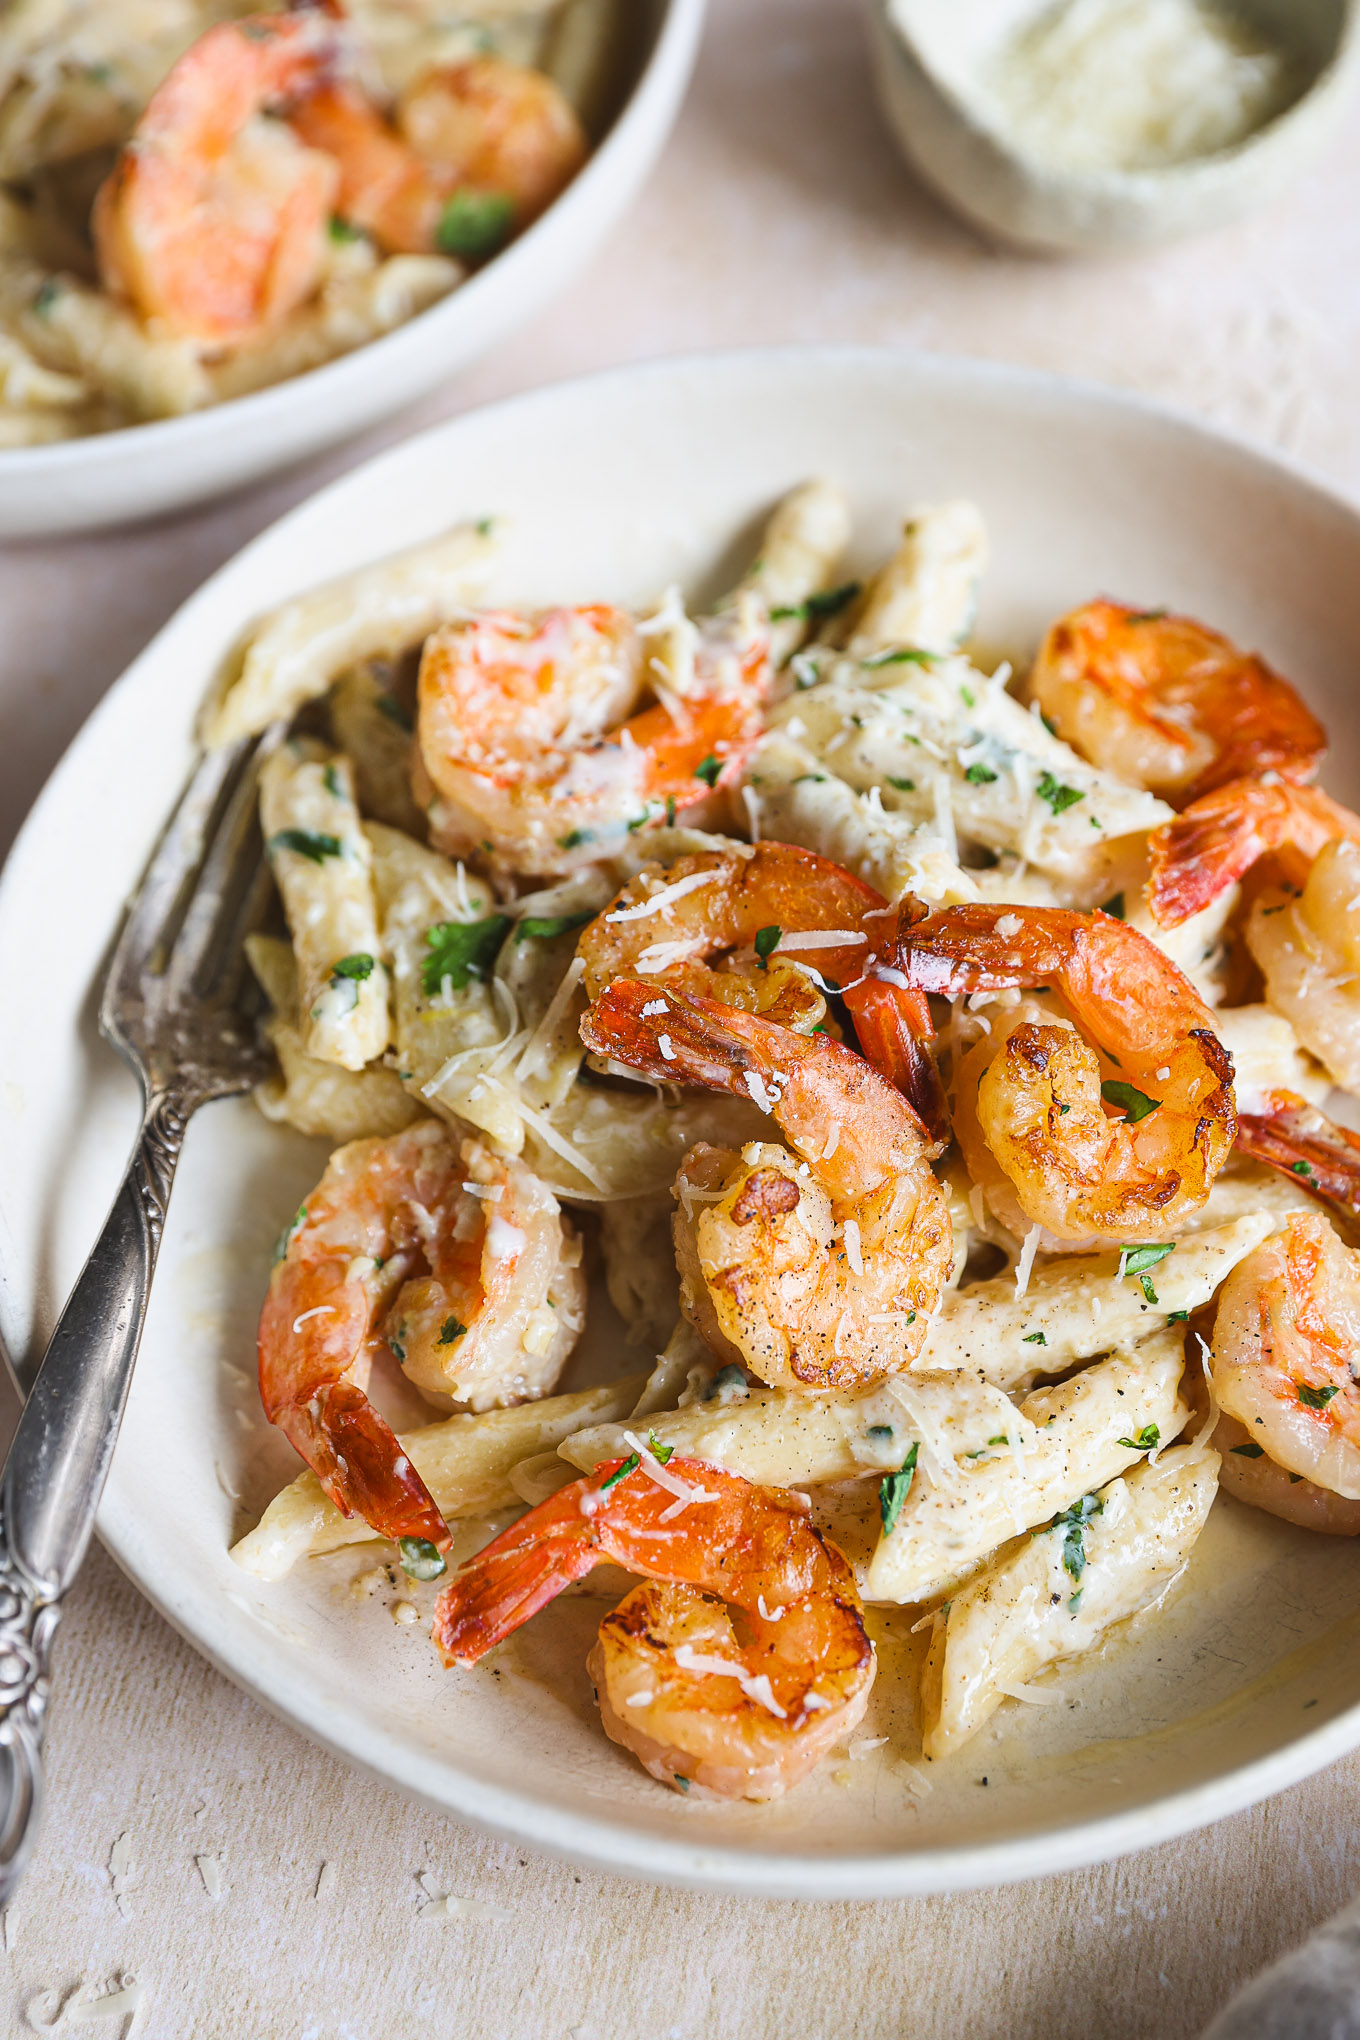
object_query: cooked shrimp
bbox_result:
[1147,776,1360,928]
[1212,1213,1360,1512]
[259,1122,584,1547]
[397,54,586,227]
[415,598,771,875]
[1245,837,1360,1093]
[578,840,945,1128]
[431,1451,874,1799]
[581,979,954,1390]
[92,12,344,344]
[289,55,584,256]
[1235,1089,1360,1233]
[898,902,1236,1240]
[1031,600,1325,805]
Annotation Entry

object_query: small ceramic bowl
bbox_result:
[868,0,1360,255]
[0,0,704,539]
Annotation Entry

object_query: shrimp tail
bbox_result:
[1148,779,1360,928]
[582,977,762,1095]
[432,1478,604,1666]
[842,977,947,1144]
[1235,1090,1360,1228]
[275,1380,451,1550]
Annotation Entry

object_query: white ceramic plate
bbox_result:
[4,349,1360,1898]
[0,0,703,540]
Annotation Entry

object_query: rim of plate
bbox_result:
[9,343,1360,1897]
[0,0,703,481]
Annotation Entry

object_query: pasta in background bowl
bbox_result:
[4,348,1360,1893]
[0,0,702,536]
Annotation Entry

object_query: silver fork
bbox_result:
[0,728,282,1903]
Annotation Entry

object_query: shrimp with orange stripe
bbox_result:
[432,1444,874,1799]
[895,900,1237,1243]
[259,1121,584,1553]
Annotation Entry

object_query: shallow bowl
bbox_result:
[4,347,1360,1895]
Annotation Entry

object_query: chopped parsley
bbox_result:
[1023,1331,1047,1345]
[598,1452,640,1493]
[1051,1493,1102,1584]
[421,914,511,994]
[703,1364,749,1401]
[862,646,935,668]
[328,215,364,243]
[887,775,916,792]
[964,762,998,785]
[323,763,345,799]
[1101,1080,1161,1124]
[1118,1424,1161,1452]
[437,188,514,260]
[1292,1160,1314,1178]
[1040,713,1057,736]
[1127,608,1168,626]
[1100,892,1126,921]
[330,952,375,984]
[1118,1243,1175,1281]
[960,685,976,708]
[879,1442,919,1536]
[513,910,594,944]
[647,1431,674,1466]
[399,1537,447,1581]
[793,772,827,785]
[771,580,861,623]
[694,754,722,789]
[1231,1441,1266,1458]
[1166,1310,1189,1324]
[1298,1383,1341,1409]
[437,1317,467,1345]
[753,924,781,968]
[867,1424,894,1440]
[1139,1275,1159,1305]
[269,828,343,864]
[32,278,61,318]
[1035,772,1085,816]
[558,828,594,850]
[666,797,677,826]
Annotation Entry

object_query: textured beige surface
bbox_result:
[4,0,1360,2031]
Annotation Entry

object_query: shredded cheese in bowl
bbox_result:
[986,0,1302,173]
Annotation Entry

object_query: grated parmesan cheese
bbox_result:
[986,0,1298,174]
[1014,1225,1042,1300]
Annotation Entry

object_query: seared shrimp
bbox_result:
[259,1122,584,1547]
[1147,777,1360,928]
[1235,1090,1360,1233]
[432,1450,874,1799]
[1031,600,1325,805]
[581,979,954,1390]
[578,840,944,1128]
[290,55,584,255]
[898,902,1236,1241]
[1246,837,1360,1094]
[416,599,771,875]
[1212,1213,1360,1515]
[93,12,344,343]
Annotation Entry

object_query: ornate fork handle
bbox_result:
[0,1086,190,1903]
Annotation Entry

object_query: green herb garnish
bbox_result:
[1292,1161,1314,1178]
[1052,1493,1102,1583]
[862,646,935,668]
[513,911,594,944]
[754,924,781,968]
[1100,892,1126,921]
[437,188,514,260]
[399,1537,447,1581]
[1118,1243,1175,1280]
[1231,1441,1266,1458]
[1127,608,1168,625]
[437,1317,467,1346]
[1035,772,1084,816]
[330,952,374,984]
[421,914,511,994]
[558,828,594,850]
[328,215,364,243]
[1118,1424,1161,1452]
[1023,1331,1047,1345]
[887,776,916,792]
[323,763,344,799]
[272,1203,306,1264]
[376,693,413,731]
[598,1452,640,1493]
[879,1442,919,1536]
[771,580,861,623]
[1101,1080,1161,1124]
[647,1431,674,1466]
[269,829,343,864]
[1166,1309,1189,1324]
[1299,1383,1341,1409]
[964,763,998,785]
[694,754,722,789]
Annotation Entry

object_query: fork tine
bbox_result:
[100,737,255,1029]
[164,724,285,1008]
